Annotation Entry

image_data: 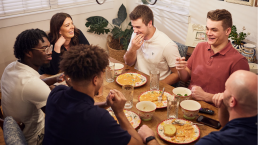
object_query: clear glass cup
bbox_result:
[122,85,134,109]
[106,62,115,83]
[167,95,180,119]
[150,69,160,90]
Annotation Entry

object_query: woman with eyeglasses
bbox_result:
[39,12,90,75]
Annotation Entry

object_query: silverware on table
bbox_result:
[158,87,165,103]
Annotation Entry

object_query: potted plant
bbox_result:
[85,4,133,62]
[228,25,250,52]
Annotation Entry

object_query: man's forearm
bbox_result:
[203,92,215,103]
[162,73,179,85]
[94,102,108,109]
[124,49,137,66]
[147,140,160,145]
[116,112,143,144]
[42,77,57,86]
[177,69,190,82]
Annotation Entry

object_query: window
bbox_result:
[0,0,50,16]
[0,0,92,17]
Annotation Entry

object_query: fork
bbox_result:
[158,87,165,103]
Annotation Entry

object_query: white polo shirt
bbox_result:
[1,60,51,144]
[127,28,180,80]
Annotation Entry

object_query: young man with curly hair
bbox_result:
[1,29,63,145]
[124,5,180,86]
[43,44,144,145]
[175,9,249,103]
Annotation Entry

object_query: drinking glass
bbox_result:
[150,70,160,90]
[122,85,134,109]
[167,95,180,119]
[106,62,115,83]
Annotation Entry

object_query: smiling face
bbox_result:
[206,19,231,47]
[131,18,152,39]
[31,37,52,67]
[59,17,74,39]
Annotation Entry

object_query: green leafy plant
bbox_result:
[229,25,250,45]
[85,4,133,50]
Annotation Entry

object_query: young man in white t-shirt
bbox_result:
[1,29,63,145]
[124,5,180,86]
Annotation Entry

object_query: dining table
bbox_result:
[95,58,220,145]
[40,57,221,145]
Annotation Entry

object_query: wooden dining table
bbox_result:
[39,57,221,145]
[94,58,220,145]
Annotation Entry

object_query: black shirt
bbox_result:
[43,85,131,145]
[39,29,90,75]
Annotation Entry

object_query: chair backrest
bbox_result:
[3,116,27,145]
[174,41,188,57]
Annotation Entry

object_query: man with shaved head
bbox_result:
[196,70,257,145]
[137,70,257,145]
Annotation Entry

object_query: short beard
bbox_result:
[41,63,50,68]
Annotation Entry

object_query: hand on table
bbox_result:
[175,57,187,70]
[108,89,126,114]
[131,34,144,51]
[212,93,224,108]
[138,125,155,143]
[191,86,206,101]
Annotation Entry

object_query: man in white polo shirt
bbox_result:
[1,29,63,145]
[124,5,180,86]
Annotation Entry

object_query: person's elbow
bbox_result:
[124,55,135,67]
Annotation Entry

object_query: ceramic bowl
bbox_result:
[136,101,156,121]
[172,87,191,102]
[180,100,201,120]
[114,63,124,76]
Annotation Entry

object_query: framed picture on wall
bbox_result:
[185,23,207,47]
[225,0,254,6]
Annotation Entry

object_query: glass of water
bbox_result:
[167,95,180,119]
[150,69,160,90]
[122,85,134,109]
[105,62,115,83]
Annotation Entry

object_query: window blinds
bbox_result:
[0,0,50,16]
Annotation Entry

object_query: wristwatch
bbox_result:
[145,136,156,144]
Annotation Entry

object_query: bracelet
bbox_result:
[145,136,155,144]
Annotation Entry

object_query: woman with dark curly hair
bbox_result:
[39,12,90,75]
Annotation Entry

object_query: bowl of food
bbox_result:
[136,101,156,121]
[180,100,201,120]
[114,63,124,76]
[172,87,191,102]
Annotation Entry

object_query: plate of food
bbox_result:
[108,109,141,129]
[116,73,147,87]
[138,90,173,108]
[157,118,200,144]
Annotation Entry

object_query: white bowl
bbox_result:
[136,101,156,121]
[180,100,201,120]
[172,87,191,102]
[115,63,124,76]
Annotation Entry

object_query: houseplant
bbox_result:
[85,4,133,62]
[228,25,250,52]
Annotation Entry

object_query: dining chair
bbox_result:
[173,41,191,88]
[3,116,27,145]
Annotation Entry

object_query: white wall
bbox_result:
[190,0,257,46]
[0,0,257,77]
[0,0,126,77]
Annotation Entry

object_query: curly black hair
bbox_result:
[60,44,109,82]
[14,29,48,60]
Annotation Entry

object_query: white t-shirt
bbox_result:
[127,28,180,80]
[1,60,51,144]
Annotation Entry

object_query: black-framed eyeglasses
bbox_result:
[32,45,53,54]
